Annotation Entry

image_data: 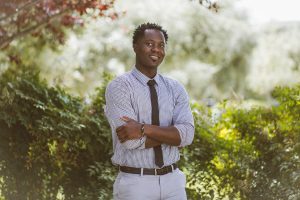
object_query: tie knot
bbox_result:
[147,79,156,86]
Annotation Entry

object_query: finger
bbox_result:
[120,116,128,122]
[118,135,124,141]
[117,129,127,139]
[119,136,127,143]
[117,133,124,141]
[120,138,125,143]
[116,129,124,137]
[120,116,133,122]
[116,125,124,132]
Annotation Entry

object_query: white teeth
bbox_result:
[150,56,159,61]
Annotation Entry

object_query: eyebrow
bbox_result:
[145,39,165,43]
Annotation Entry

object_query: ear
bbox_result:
[133,43,137,53]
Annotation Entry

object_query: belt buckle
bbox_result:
[163,167,168,174]
[158,167,166,175]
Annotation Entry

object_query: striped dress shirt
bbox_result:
[105,68,194,168]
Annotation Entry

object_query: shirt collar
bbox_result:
[132,67,160,86]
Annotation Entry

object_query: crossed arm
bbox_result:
[105,79,194,150]
[117,116,181,148]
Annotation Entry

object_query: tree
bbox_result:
[0,0,116,49]
[0,0,218,49]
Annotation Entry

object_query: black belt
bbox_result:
[119,163,177,175]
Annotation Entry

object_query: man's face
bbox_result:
[134,29,166,69]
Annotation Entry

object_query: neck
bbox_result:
[135,65,157,79]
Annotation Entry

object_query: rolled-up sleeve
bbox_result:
[172,83,195,147]
[105,79,146,150]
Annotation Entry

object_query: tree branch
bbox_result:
[0,0,43,22]
[0,8,69,49]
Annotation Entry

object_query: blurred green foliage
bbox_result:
[182,85,300,199]
[0,66,115,199]
[0,67,299,199]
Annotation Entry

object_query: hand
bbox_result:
[116,116,142,143]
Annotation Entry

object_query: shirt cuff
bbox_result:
[174,123,194,147]
[121,136,146,150]
[136,136,146,149]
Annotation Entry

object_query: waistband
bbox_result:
[119,163,177,176]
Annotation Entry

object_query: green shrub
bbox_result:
[0,67,116,199]
[183,86,300,200]
[1,67,299,200]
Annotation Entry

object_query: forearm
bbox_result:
[144,125,181,146]
[145,137,161,148]
[114,116,188,148]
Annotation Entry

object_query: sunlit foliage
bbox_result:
[1,68,299,199]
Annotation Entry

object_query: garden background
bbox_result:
[0,0,300,199]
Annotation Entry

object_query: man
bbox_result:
[105,22,194,200]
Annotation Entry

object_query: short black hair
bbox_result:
[132,22,168,44]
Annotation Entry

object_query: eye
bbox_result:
[160,43,165,48]
[146,42,153,47]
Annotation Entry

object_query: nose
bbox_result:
[151,47,159,53]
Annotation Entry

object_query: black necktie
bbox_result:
[147,79,164,168]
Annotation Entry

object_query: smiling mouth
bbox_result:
[149,55,159,62]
